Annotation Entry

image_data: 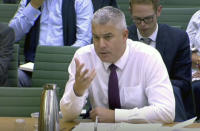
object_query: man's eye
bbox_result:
[93,36,99,40]
[104,35,112,40]
[144,17,152,20]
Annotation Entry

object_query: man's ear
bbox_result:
[157,5,162,17]
[123,29,129,40]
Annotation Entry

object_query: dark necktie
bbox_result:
[140,38,152,45]
[108,64,121,110]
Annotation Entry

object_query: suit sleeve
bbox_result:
[170,32,192,96]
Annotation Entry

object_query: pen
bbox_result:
[94,116,98,131]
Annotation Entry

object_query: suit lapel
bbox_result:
[155,24,166,58]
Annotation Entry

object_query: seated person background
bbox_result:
[186,10,200,122]
[9,0,93,86]
[128,0,192,121]
[0,23,14,86]
[60,6,175,123]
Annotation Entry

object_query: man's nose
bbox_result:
[140,20,146,26]
[99,38,106,48]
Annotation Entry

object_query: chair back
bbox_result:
[158,8,200,30]
[8,44,19,86]
[0,87,43,117]
[0,4,18,23]
[32,46,78,99]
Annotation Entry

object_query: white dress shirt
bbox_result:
[186,10,200,75]
[9,0,93,47]
[60,39,175,123]
[186,10,200,52]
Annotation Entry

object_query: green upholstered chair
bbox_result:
[7,44,19,87]
[0,87,43,117]
[160,0,200,8]
[118,0,132,26]
[0,3,25,64]
[31,46,78,99]
[0,87,60,117]
[0,4,18,23]
[158,8,200,30]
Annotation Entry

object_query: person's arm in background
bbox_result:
[72,0,93,47]
[9,0,43,42]
[0,23,15,86]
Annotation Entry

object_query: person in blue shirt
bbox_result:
[9,0,94,86]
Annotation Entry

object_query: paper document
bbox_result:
[158,117,197,131]
[72,122,162,131]
[19,62,34,72]
[172,117,196,129]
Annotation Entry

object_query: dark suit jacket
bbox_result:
[128,24,192,121]
[0,23,14,86]
[128,24,191,96]
[92,0,118,12]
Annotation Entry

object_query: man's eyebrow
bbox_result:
[102,33,113,36]
[93,33,113,37]
[133,14,154,19]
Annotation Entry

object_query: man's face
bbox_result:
[92,22,128,63]
[130,4,161,37]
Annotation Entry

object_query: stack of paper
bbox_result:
[72,122,162,131]
[19,62,34,72]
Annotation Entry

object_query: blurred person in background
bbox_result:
[0,23,14,86]
[186,10,200,123]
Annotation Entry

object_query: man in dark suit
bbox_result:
[128,0,192,122]
[92,0,118,12]
[0,23,14,86]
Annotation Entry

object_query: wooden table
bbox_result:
[0,117,77,131]
[0,117,199,131]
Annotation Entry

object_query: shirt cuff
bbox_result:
[115,109,131,122]
[23,3,41,21]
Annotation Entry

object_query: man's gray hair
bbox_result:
[92,6,127,30]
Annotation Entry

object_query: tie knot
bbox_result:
[140,38,152,45]
[109,64,117,71]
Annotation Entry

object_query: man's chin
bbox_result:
[99,57,111,63]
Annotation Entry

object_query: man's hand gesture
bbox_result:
[73,58,96,96]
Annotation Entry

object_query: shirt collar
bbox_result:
[137,23,158,42]
[103,42,130,71]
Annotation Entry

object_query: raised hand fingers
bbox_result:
[88,68,96,82]
[75,58,84,76]
[73,58,96,96]
[75,58,96,81]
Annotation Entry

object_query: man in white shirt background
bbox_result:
[186,10,200,122]
[60,6,175,123]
